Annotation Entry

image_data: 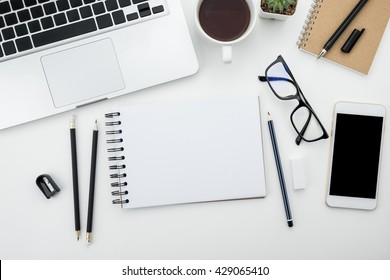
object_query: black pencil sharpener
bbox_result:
[36,174,61,199]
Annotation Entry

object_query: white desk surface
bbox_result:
[1,0,389,260]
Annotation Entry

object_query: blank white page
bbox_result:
[106,94,266,208]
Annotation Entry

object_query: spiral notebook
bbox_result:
[104,94,267,208]
[297,0,390,74]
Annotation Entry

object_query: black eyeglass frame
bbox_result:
[259,55,329,145]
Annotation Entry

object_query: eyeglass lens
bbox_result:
[267,62,297,98]
[292,106,326,142]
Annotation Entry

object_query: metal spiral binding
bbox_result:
[109,156,125,161]
[107,138,123,144]
[111,182,128,187]
[112,190,129,196]
[105,111,129,206]
[105,112,120,118]
[296,0,324,48]
[110,173,126,179]
[108,147,124,152]
[106,129,122,135]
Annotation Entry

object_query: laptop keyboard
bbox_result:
[0,0,168,60]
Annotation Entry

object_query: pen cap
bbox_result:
[341,28,365,53]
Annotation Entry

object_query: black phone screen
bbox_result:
[329,113,384,199]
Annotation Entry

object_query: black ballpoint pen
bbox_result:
[317,0,368,59]
[70,116,81,240]
[267,113,293,227]
[86,120,98,243]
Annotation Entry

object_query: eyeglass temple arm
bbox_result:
[295,111,312,145]
[258,76,295,84]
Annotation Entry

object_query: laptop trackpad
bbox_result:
[41,39,125,108]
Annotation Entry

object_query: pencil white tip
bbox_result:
[86,232,92,244]
[70,116,75,129]
[93,120,98,131]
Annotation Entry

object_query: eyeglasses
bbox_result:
[259,55,329,145]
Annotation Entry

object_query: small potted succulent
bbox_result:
[259,0,298,20]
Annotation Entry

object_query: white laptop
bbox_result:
[0,0,198,130]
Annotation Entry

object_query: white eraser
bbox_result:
[290,157,306,190]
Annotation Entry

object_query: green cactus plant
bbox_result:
[266,0,296,13]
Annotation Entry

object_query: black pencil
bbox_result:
[267,113,293,227]
[86,120,98,243]
[70,116,81,240]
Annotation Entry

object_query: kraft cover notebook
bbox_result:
[104,94,267,208]
[297,0,390,74]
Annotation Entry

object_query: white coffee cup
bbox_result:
[194,0,257,63]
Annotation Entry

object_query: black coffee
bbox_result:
[199,0,250,42]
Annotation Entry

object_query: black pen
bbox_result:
[317,0,368,59]
[86,120,98,243]
[267,113,293,227]
[70,116,81,240]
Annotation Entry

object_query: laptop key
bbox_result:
[2,27,15,40]
[84,0,96,4]
[32,18,97,47]
[3,41,17,55]
[138,3,151,18]
[80,6,93,18]
[0,33,2,42]
[17,9,31,23]
[106,0,119,12]
[57,0,71,12]
[15,36,33,52]
[24,0,38,7]
[112,10,125,25]
[43,2,57,15]
[152,5,164,14]
[41,16,55,29]
[0,17,4,28]
[119,0,131,8]
[5,13,19,26]
[126,12,138,21]
[31,6,45,19]
[0,2,12,15]
[67,9,80,22]
[54,13,67,25]
[15,23,29,36]
[92,2,105,15]
[70,0,83,8]
[28,20,42,33]
[0,47,3,57]
[96,14,113,29]
[39,0,50,3]
[11,0,25,11]
[133,0,148,4]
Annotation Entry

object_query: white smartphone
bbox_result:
[326,102,386,210]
